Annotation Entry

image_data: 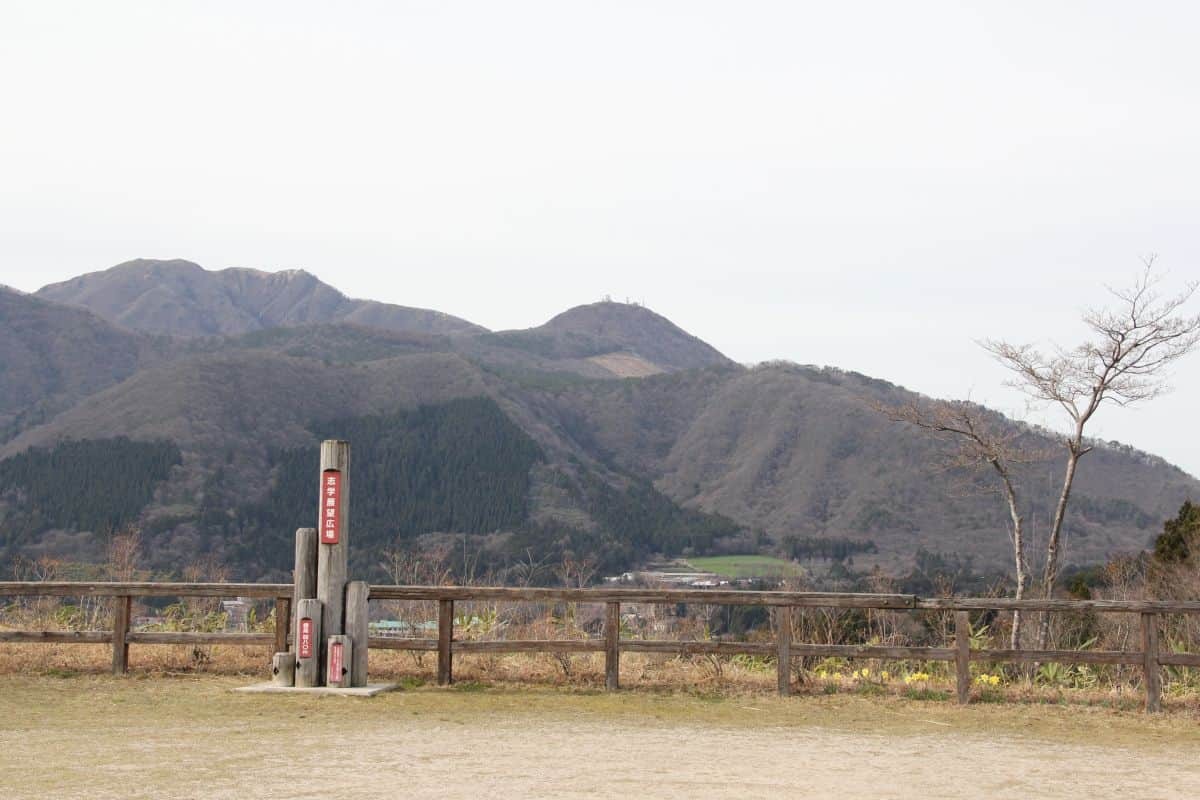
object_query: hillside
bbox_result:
[37,259,483,337]
[0,287,170,441]
[2,259,1198,582]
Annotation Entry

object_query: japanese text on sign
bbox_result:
[320,469,341,544]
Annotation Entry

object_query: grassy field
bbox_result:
[2,675,1199,799]
[686,554,804,578]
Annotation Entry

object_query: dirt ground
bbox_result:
[2,676,1199,800]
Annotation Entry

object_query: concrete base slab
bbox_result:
[233,682,400,697]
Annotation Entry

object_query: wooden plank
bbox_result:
[0,582,292,598]
[367,637,438,651]
[788,644,955,660]
[437,598,453,685]
[621,640,775,656]
[917,597,1200,614]
[111,595,131,675]
[274,597,290,655]
[955,610,970,705]
[1143,612,1161,713]
[776,605,792,696]
[0,631,113,644]
[454,640,605,654]
[605,601,620,691]
[972,648,1142,666]
[1159,652,1200,668]
[316,440,350,685]
[326,634,352,688]
[294,597,322,689]
[126,632,274,646]
[345,581,370,688]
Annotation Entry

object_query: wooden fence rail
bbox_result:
[3,581,1198,712]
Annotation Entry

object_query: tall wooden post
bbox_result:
[604,601,620,691]
[316,441,349,683]
[1142,612,1162,713]
[437,598,454,686]
[293,528,317,614]
[776,605,793,696]
[111,595,131,675]
[345,580,370,688]
[295,598,323,688]
[954,611,971,705]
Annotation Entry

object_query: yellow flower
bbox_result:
[989,674,1001,686]
[881,671,890,681]
[859,668,870,678]
[816,670,827,679]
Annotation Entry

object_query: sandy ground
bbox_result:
[2,676,1198,799]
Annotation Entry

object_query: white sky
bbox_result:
[2,2,1198,476]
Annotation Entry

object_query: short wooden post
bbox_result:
[604,601,620,691]
[316,441,350,683]
[111,595,131,675]
[1142,612,1162,713]
[272,652,295,687]
[345,581,370,688]
[295,598,323,688]
[326,635,352,688]
[292,527,317,620]
[274,597,291,655]
[776,605,793,696]
[437,598,454,686]
[954,610,970,705]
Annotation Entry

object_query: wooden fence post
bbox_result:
[776,605,793,696]
[316,441,349,684]
[1142,612,1162,713]
[437,598,454,686]
[605,601,620,691]
[954,610,970,705]
[111,595,131,675]
[274,597,291,655]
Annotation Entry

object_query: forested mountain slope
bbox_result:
[2,260,1196,581]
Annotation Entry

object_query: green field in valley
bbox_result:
[685,554,804,579]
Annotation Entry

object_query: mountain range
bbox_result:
[2,259,1196,582]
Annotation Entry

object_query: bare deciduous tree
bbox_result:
[983,260,1200,648]
[880,399,1048,647]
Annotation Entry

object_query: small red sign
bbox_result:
[299,617,314,659]
[329,641,344,684]
[320,469,341,544]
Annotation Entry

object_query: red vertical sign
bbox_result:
[329,640,344,683]
[299,617,314,659]
[321,469,341,544]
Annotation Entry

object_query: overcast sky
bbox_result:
[2,2,1198,476]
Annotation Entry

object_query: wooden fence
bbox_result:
[3,582,1199,712]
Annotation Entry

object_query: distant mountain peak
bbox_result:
[36,258,484,338]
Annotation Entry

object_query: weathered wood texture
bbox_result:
[272,652,295,687]
[955,611,970,705]
[776,605,792,696]
[437,598,453,686]
[370,586,920,608]
[0,582,291,598]
[316,440,350,684]
[294,598,323,689]
[1143,612,1162,713]
[0,631,113,643]
[605,601,620,691]
[453,640,604,654]
[112,595,131,675]
[345,580,370,688]
[274,597,291,654]
[326,635,352,688]
[292,527,317,617]
[125,632,274,645]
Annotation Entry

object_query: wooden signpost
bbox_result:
[262,439,377,693]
